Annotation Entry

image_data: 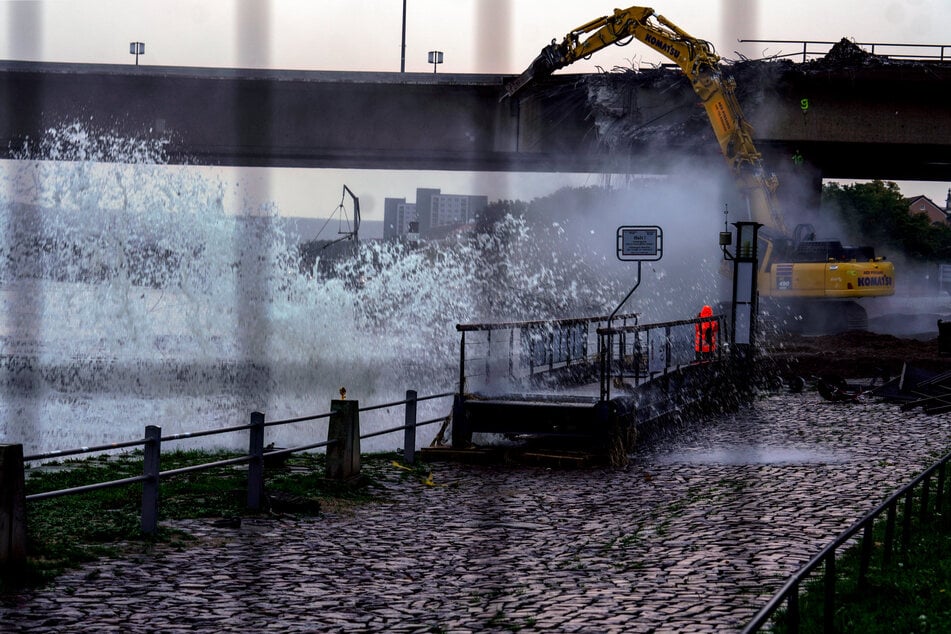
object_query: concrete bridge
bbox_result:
[1,58,950,184]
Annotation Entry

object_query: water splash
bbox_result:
[1,124,656,454]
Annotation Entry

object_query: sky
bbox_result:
[2,0,950,224]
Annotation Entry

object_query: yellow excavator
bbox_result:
[503,6,895,331]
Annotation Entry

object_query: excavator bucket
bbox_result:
[500,42,564,101]
[500,66,538,101]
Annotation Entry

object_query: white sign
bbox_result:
[617,226,663,261]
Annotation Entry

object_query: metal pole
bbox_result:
[247,411,265,511]
[141,425,161,535]
[400,0,407,72]
[403,390,418,464]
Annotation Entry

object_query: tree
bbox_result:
[821,180,951,262]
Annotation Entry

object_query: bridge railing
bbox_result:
[597,314,725,401]
[738,38,951,63]
[455,313,639,394]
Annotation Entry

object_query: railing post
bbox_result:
[859,522,873,592]
[883,501,896,566]
[141,425,161,535]
[937,463,946,516]
[247,411,265,511]
[0,444,28,566]
[327,396,361,481]
[823,550,836,633]
[458,330,466,394]
[403,390,418,464]
[786,580,800,633]
[901,490,913,556]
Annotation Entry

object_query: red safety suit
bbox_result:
[695,305,717,355]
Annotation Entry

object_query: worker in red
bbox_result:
[695,305,718,360]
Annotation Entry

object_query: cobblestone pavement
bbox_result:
[3,391,951,633]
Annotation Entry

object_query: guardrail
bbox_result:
[738,38,951,63]
[455,312,639,394]
[0,389,453,563]
[743,449,951,632]
[597,314,724,401]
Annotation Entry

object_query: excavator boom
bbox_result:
[504,4,895,321]
[504,5,785,235]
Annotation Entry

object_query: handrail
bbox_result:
[597,314,719,335]
[25,438,150,462]
[358,415,447,441]
[456,312,639,332]
[26,474,150,502]
[455,312,638,395]
[598,314,724,401]
[359,391,454,413]
[738,38,950,63]
[743,449,951,632]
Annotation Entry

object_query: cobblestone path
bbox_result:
[3,391,950,632]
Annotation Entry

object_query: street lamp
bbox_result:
[129,41,145,66]
[428,50,443,74]
[400,0,407,72]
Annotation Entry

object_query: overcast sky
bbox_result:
[2,0,949,222]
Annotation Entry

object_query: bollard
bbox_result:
[403,390,418,464]
[141,425,161,535]
[0,444,28,566]
[327,398,361,481]
[247,411,265,512]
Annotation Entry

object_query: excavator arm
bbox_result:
[503,5,787,236]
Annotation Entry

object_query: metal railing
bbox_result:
[743,450,951,632]
[738,38,951,63]
[14,389,453,535]
[455,312,639,394]
[597,314,724,401]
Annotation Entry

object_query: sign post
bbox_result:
[609,226,663,324]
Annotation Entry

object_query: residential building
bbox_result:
[905,192,950,225]
[383,188,489,239]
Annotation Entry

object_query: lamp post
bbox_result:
[129,41,144,66]
[400,0,407,72]
[428,50,443,73]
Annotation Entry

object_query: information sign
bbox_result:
[616,226,663,261]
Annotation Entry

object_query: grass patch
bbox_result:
[1,450,410,595]
[771,500,951,633]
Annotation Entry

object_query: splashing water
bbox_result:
[2,124,670,454]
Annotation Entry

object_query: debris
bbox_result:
[812,38,884,68]
[817,374,866,402]
[873,363,951,414]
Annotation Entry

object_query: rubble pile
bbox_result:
[808,38,886,69]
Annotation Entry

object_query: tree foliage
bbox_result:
[821,180,951,262]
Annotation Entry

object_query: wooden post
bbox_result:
[403,390,418,464]
[247,411,265,511]
[327,398,360,481]
[451,393,470,448]
[0,444,28,566]
[141,425,161,535]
